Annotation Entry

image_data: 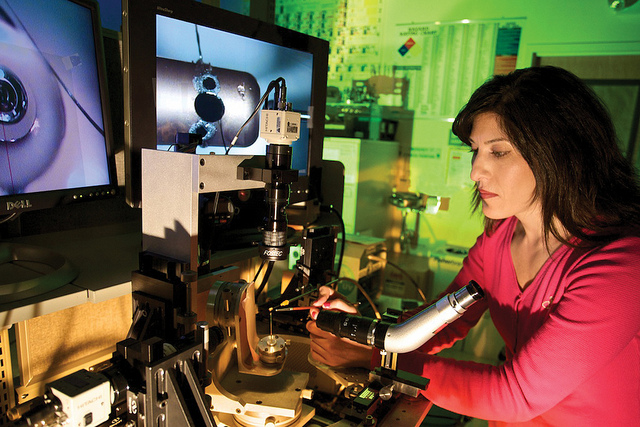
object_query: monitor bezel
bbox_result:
[0,0,118,216]
[122,0,329,208]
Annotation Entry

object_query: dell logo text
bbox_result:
[7,200,33,211]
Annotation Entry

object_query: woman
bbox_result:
[306,66,640,426]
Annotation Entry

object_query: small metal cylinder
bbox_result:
[256,335,287,366]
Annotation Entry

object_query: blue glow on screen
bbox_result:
[0,0,110,196]
[155,14,314,174]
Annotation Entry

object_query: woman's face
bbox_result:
[469,112,538,220]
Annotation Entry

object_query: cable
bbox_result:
[327,205,346,278]
[225,78,285,154]
[368,254,427,303]
[195,25,203,62]
[255,261,275,298]
[387,259,427,302]
[0,212,19,224]
[5,1,104,136]
[225,88,269,154]
[337,277,381,320]
[253,259,266,284]
[218,119,227,152]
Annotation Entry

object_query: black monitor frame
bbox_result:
[122,0,329,208]
[0,0,117,217]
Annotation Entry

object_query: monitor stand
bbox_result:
[0,242,77,305]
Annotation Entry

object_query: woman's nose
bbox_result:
[469,151,486,183]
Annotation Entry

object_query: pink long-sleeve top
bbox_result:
[397,216,640,426]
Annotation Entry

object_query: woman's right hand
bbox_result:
[305,286,374,368]
[308,285,358,320]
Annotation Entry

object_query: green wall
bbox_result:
[380,0,640,66]
[380,0,640,248]
[278,0,640,250]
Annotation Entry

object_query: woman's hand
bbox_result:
[306,286,374,368]
[308,285,358,320]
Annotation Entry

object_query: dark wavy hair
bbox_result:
[452,66,640,247]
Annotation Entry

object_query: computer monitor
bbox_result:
[0,0,117,217]
[122,0,329,208]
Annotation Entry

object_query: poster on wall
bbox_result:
[395,24,440,66]
[390,19,524,119]
[494,24,522,75]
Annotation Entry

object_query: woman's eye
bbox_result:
[492,150,509,158]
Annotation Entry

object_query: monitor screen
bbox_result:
[122,0,329,208]
[156,14,313,166]
[0,0,116,215]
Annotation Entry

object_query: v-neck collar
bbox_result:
[506,217,569,295]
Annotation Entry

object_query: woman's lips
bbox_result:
[478,189,498,199]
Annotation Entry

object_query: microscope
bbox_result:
[8,78,312,427]
[308,281,485,426]
[8,75,485,427]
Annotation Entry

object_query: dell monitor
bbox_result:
[0,0,117,218]
[0,0,117,303]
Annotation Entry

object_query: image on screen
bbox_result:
[0,0,112,197]
[156,14,314,175]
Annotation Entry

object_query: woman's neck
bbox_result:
[514,203,566,253]
[511,208,565,289]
